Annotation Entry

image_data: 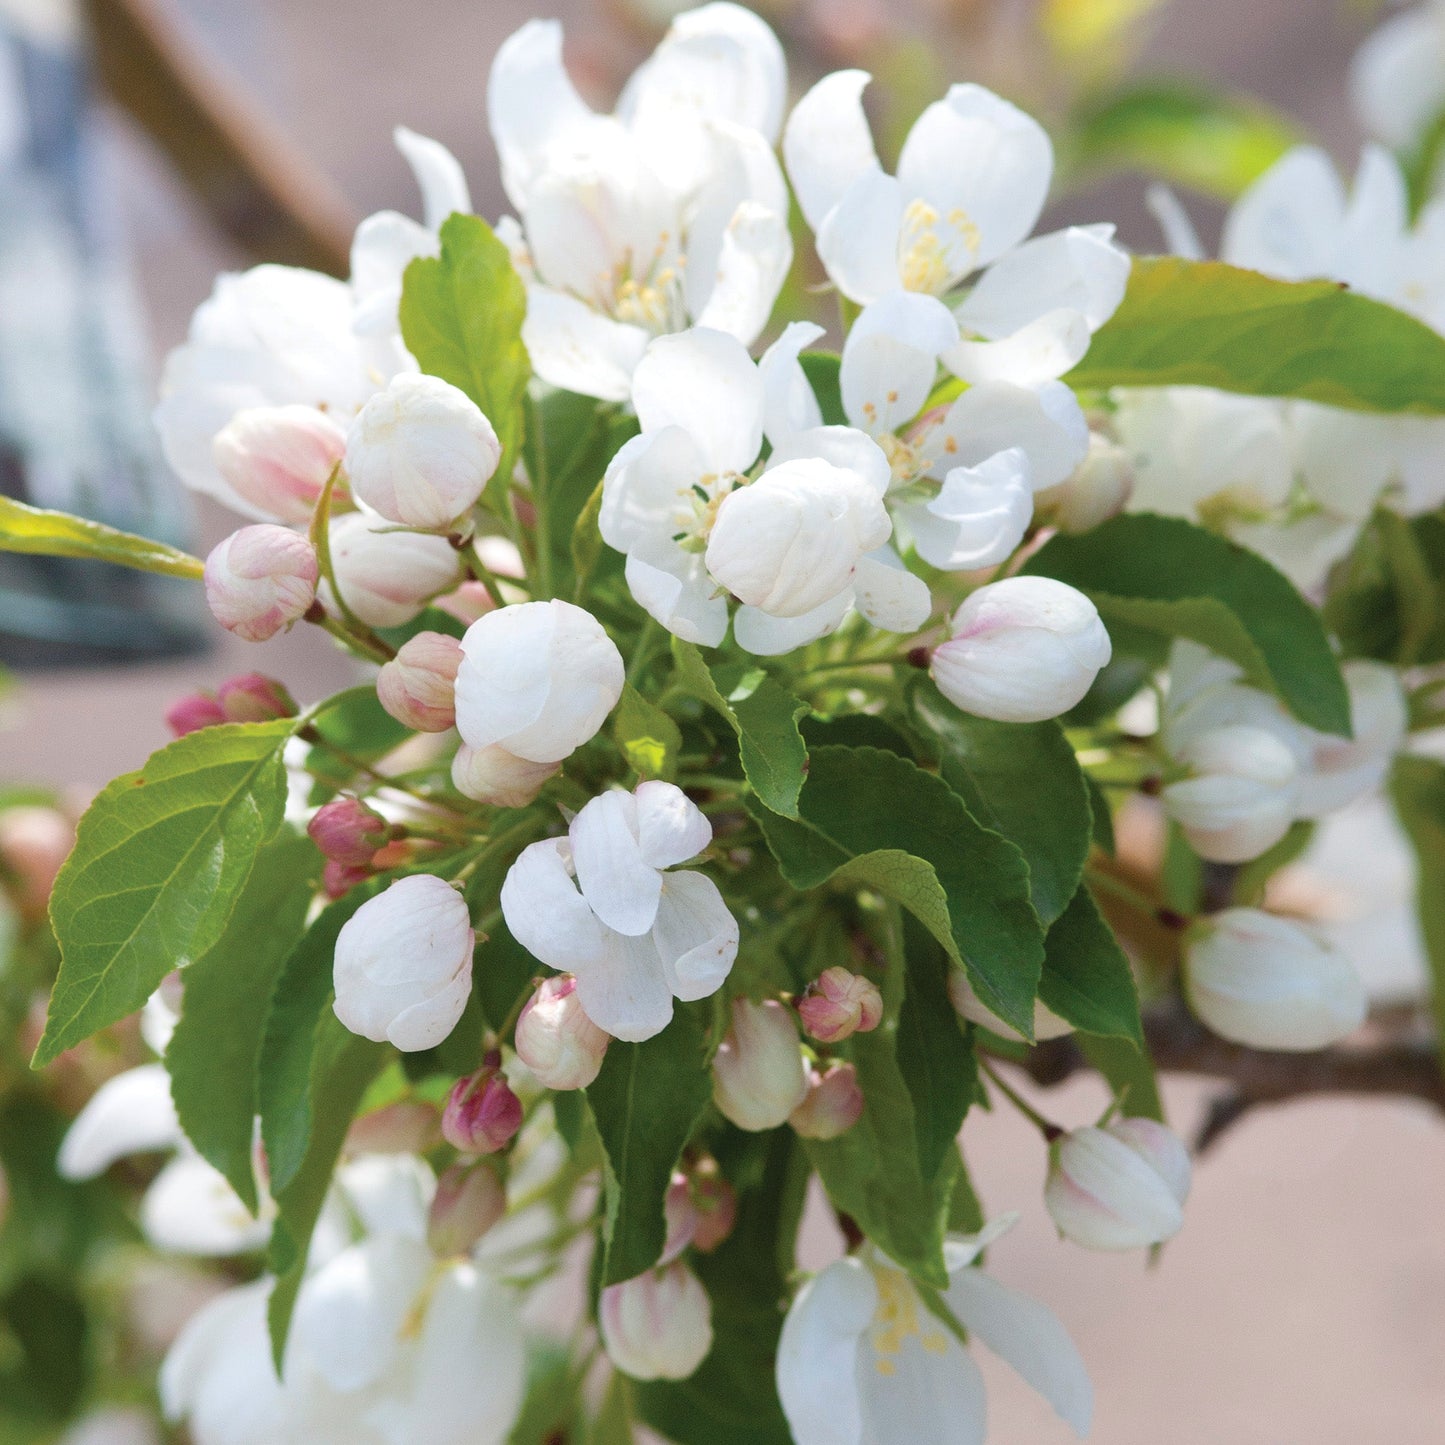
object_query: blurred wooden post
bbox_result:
[82,0,356,275]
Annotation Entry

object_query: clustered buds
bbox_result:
[661,1163,739,1263]
[376,631,464,732]
[513,975,610,1090]
[789,1062,864,1140]
[203,525,318,642]
[796,967,882,1043]
[599,1263,714,1382]
[427,1161,506,1256]
[1045,1117,1192,1251]
[712,998,808,1132]
[442,1060,524,1155]
[308,798,391,868]
[166,674,297,736]
[212,403,348,524]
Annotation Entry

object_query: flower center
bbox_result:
[898,198,981,295]
[609,237,687,332]
[673,473,742,552]
[867,1265,950,1376]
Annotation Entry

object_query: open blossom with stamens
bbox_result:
[486,5,791,401]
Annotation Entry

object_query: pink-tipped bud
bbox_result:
[0,806,74,917]
[166,692,227,737]
[789,1062,864,1140]
[442,1064,523,1155]
[661,1172,700,1265]
[308,798,391,867]
[796,967,883,1043]
[688,1161,736,1254]
[427,1161,507,1256]
[204,525,318,643]
[711,998,808,1132]
[377,631,464,733]
[513,975,610,1090]
[451,743,558,807]
[345,1099,442,1155]
[213,403,348,524]
[600,1263,713,1382]
[323,860,372,899]
[216,673,297,722]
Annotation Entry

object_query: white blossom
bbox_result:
[711,997,809,1131]
[1351,1,1445,151]
[322,512,464,629]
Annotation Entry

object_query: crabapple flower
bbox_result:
[323,511,464,628]
[500,781,738,1041]
[600,1263,714,1381]
[428,1162,506,1256]
[308,799,390,867]
[216,672,297,721]
[377,630,464,732]
[895,449,1034,572]
[1036,431,1133,533]
[332,875,475,1051]
[451,744,559,808]
[344,373,501,530]
[1184,908,1367,1051]
[789,1062,864,1140]
[454,600,625,764]
[796,967,883,1043]
[712,998,809,1131]
[930,576,1111,723]
[513,975,610,1090]
[212,404,348,524]
[1295,660,1407,817]
[1351,1,1445,151]
[203,525,318,642]
[486,6,791,401]
[442,1067,523,1155]
[947,967,1073,1044]
[777,1216,1092,1445]
[1045,1119,1192,1252]
[165,692,228,736]
[1163,723,1300,864]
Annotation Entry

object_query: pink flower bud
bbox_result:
[345,1099,441,1155]
[600,1263,713,1381]
[712,998,808,1132]
[308,798,391,867]
[1034,432,1133,534]
[165,692,227,737]
[216,673,297,722]
[796,967,882,1043]
[213,403,348,524]
[323,860,372,899]
[442,1064,524,1155]
[451,743,558,807]
[513,975,610,1090]
[323,512,463,629]
[0,806,74,916]
[789,1062,864,1140]
[661,1171,700,1265]
[689,1163,737,1254]
[204,525,318,643]
[376,631,463,732]
[427,1161,507,1256]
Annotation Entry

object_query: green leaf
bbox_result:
[1067,257,1445,414]
[748,746,1044,1035]
[1081,1034,1163,1122]
[399,213,530,498]
[35,720,295,1065]
[0,496,204,578]
[166,835,319,1210]
[1069,82,1303,200]
[1025,513,1351,735]
[672,641,810,817]
[913,684,1092,927]
[1389,755,1445,1044]
[1037,885,1143,1044]
[799,351,845,427]
[1323,509,1445,666]
[613,683,683,782]
[586,1003,713,1286]
[0,1275,88,1424]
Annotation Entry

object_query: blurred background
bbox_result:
[3,1,1444,1441]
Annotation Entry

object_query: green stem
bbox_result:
[524,393,555,599]
[1085,867,1170,921]
[978,1057,1061,1140]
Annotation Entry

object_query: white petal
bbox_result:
[852,549,932,631]
[333,1153,435,1242]
[945,310,1090,387]
[523,286,649,403]
[1146,185,1206,259]
[1337,144,1410,298]
[635,780,712,868]
[841,292,959,434]
[902,449,1034,571]
[857,1306,986,1445]
[625,551,731,646]
[759,321,825,448]
[350,210,437,336]
[650,870,739,1001]
[141,1155,271,1257]
[693,200,793,347]
[571,930,675,1042]
[1221,146,1346,281]
[1288,402,1396,522]
[632,328,764,476]
[1351,7,1445,150]
[394,126,471,230]
[58,1064,182,1180]
[455,601,557,749]
[570,790,661,937]
[733,592,852,655]
[776,1258,876,1445]
[926,380,1087,491]
[765,425,892,498]
[946,1270,1093,1438]
[817,167,907,304]
[783,69,880,233]
[500,838,610,970]
[600,426,708,555]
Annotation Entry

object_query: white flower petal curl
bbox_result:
[57,1064,182,1180]
[841,292,960,435]
[852,548,933,632]
[776,1257,877,1445]
[393,126,471,231]
[499,838,610,971]
[783,68,880,233]
[759,321,825,448]
[570,790,662,937]
[522,287,650,403]
[651,870,739,1001]
[925,380,1088,491]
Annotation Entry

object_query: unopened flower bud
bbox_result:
[308,798,391,867]
[345,373,502,530]
[514,975,609,1090]
[789,1062,864,1140]
[712,998,809,1132]
[213,403,347,524]
[443,1064,523,1155]
[930,576,1111,724]
[323,860,373,899]
[451,744,559,807]
[377,631,464,732]
[1184,907,1366,1051]
[661,1172,700,1265]
[165,692,227,737]
[947,968,1073,1044]
[345,1098,441,1155]
[216,673,297,722]
[1296,660,1407,818]
[332,874,475,1050]
[204,525,318,642]
[1163,723,1298,863]
[1035,433,1133,534]
[324,512,463,629]
[689,1163,737,1254]
[796,967,882,1043]
[427,1161,507,1256]
[0,806,74,916]
[600,1263,713,1381]
[1045,1118,1191,1251]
